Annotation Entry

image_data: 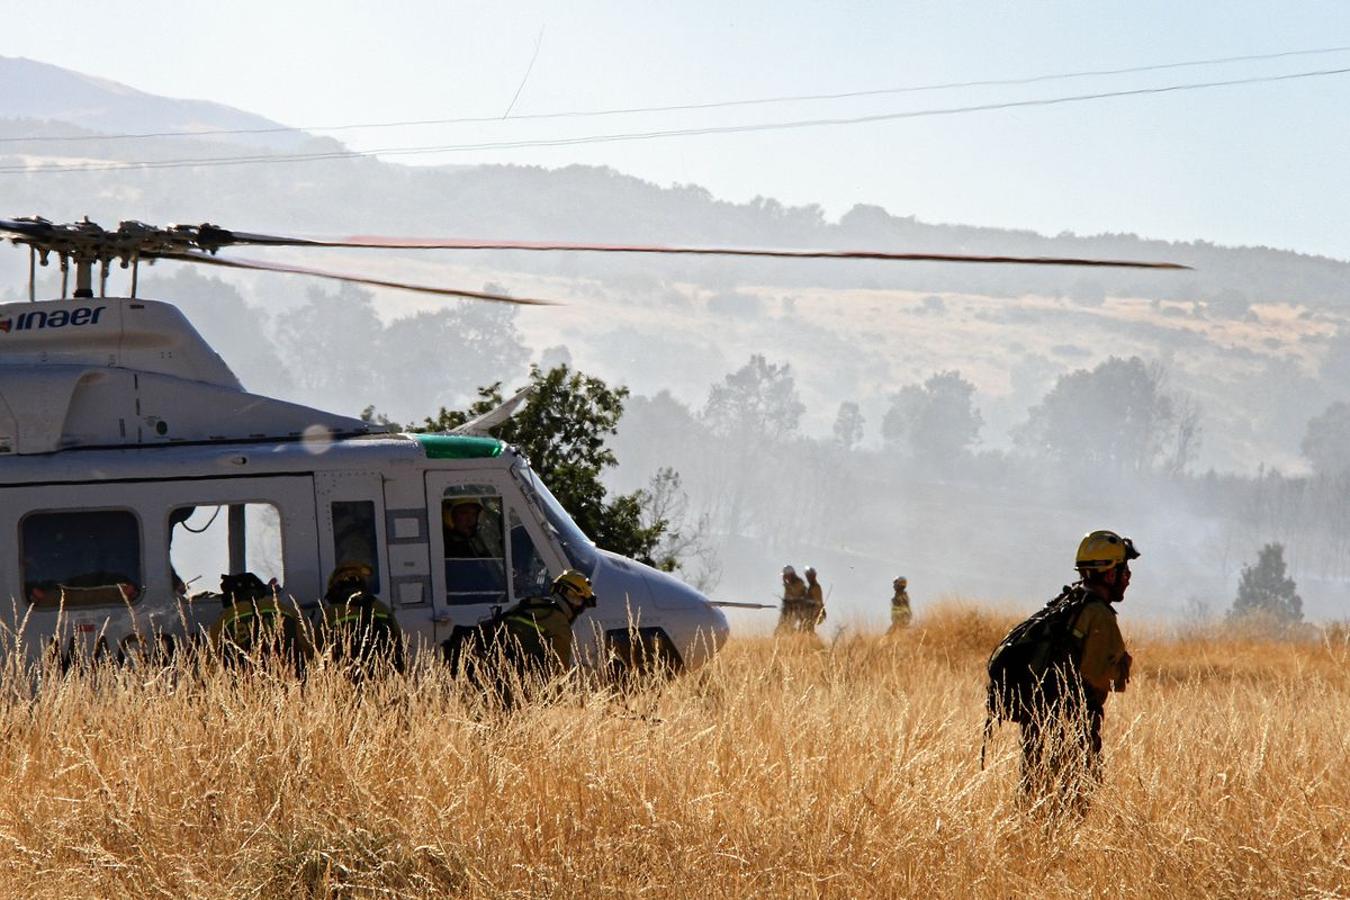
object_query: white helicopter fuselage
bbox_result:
[0,296,728,670]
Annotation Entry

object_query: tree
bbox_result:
[832,401,865,450]
[1301,401,1350,476]
[703,354,804,444]
[701,355,804,538]
[1017,356,1200,474]
[275,284,383,410]
[1230,543,1303,625]
[420,364,676,568]
[881,371,983,466]
[377,297,528,414]
[641,467,722,591]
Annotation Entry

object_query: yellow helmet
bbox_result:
[327,561,373,594]
[1075,530,1139,573]
[552,569,596,609]
[894,576,908,589]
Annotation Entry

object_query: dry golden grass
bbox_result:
[0,603,1346,898]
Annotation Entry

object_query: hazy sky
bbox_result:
[4,1,1350,258]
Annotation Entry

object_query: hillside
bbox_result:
[0,56,329,152]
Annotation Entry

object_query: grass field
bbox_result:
[0,604,1346,898]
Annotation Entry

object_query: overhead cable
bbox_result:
[4,64,1349,176]
[2,43,1349,145]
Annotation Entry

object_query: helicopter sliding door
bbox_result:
[424,469,563,642]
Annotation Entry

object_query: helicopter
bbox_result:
[0,215,1185,673]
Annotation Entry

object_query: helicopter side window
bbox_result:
[169,503,286,600]
[20,509,143,609]
[441,487,507,606]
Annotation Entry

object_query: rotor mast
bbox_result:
[2,217,208,301]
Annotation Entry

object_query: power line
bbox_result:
[2,43,1349,145]
[5,64,1349,176]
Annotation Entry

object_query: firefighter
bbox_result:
[776,565,809,634]
[1020,530,1136,814]
[887,576,912,633]
[498,569,596,673]
[443,497,493,558]
[322,561,404,675]
[208,572,310,673]
[803,566,826,632]
[449,569,595,708]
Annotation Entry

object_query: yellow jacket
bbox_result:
[503,595,576,669]
[890,589,912,625]
[1071,600,1131,704]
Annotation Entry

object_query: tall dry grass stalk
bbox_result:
[0,601,1345,898]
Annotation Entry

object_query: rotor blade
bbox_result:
[450,385,536,436]
[0,217,54,239]
[189,228,1190,270]
[151,251,558,305]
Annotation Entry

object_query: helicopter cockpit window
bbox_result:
[509,508,551,599]
[515,469,598,576]
[169,503,285,600]
[21,510,143,609]
[330,501,381,591]
[441,486,507,606]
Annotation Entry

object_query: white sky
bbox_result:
[3,1,1350,258]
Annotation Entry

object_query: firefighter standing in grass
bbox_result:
[1019,530,1136,813]
[776,565,809,634]
[887,576,913,633]
[803,566,826,633]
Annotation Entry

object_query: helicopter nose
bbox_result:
[639,568,728,669]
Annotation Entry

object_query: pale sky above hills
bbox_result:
[3,1,1350,259]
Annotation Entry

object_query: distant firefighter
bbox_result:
[803,566,826,632]
[887,576,912,633]
[775,565,810,635]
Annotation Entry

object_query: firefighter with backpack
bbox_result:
[985,530,1136,814]
[208,572,312,674]
[443,569,597,707]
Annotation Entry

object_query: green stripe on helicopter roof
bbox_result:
[414,433,504,459]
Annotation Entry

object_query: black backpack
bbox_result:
[985,584,1092,727]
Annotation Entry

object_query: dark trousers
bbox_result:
[1019,702,1104,814]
